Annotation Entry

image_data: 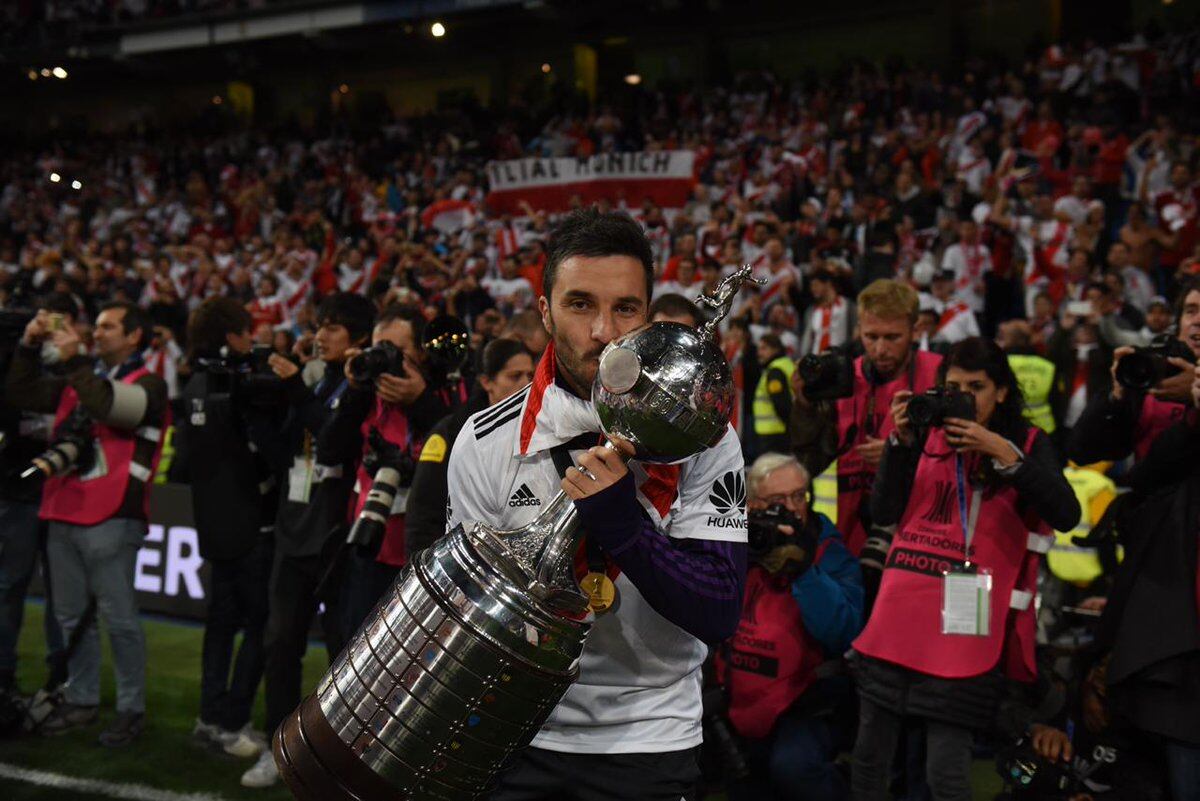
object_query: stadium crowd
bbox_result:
[1,22,1200,801]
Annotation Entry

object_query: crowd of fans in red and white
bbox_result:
[2,28,1199,407]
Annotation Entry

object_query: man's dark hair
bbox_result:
[187,296,253,360]
[543,208,654,301]
[317,292,376,343]
[809,268,837,286]
[482,338,531,378]
[649,293,702,327]
[760,333,785,357]
[100,300,150,349]
[1176,276,1200,324]
[1086,280,1113,297]
[376,303,426,345]
[41,292,80,320]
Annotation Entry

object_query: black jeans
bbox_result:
[487,746,701,801]
[851,697,973,801]
[199,538,272,731]
[263,547,345,737]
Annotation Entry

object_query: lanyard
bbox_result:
[954,454,983,568]
[317,376,349,409]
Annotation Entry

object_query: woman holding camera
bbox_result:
[849,338,1080,801]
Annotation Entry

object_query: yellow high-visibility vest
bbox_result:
[752,356,795,436]
[813,460,838,523]
[1008,353,1057,434]
[1047,465,1119,586]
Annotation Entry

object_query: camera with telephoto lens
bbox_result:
[345,428,417,552]
[796,349,855,401]
[906,386,976,428]
[348,341,406,385]
[21,408,95,480]
[1114,333,1196,392]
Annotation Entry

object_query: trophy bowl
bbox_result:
[593,322,734,462]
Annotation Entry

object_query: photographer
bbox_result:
[171,297,279,758]
[5,301,169,747]
[405,337,534,558]
[850,337,1079,801]
[0,298,75,702]
[316,305,450,637]
[1068,277,1200,466]
[790,279,942,600]
[1082,376,1200,801]
[242,292,373,789]
[721,453,863,801]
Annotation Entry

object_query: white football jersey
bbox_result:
[446,352,747,754]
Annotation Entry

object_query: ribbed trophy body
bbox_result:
[276,496,588,801]
[274,265,761,801]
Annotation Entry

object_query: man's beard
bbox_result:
[547,320,602,398]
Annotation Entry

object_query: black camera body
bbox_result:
[747,503,804,555]
[1114,334,1196,392]
[197,344,283,407]
[796,350,855,401]
[348,341,407,384]
[907,387,976,428]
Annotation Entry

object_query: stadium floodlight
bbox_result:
[40,68,51,78]
[431,21,446,37]
[50,173,61,183]
[27,70,37,81]
[71,180,82,190]
[52,67,67,79]
[624,73,642,85]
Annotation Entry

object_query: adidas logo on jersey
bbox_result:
[508,484,541,508]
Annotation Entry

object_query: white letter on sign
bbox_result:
[165,526,205,600]
[134,524,163,594]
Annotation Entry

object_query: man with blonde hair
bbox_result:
[790,279,941,607]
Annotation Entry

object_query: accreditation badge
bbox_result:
[941,565,992,637]
[287,456,314,504]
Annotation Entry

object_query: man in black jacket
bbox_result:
[316,305,449,637]
[241,292,374,789]
[1097,391,1200,801]
[172,297,280,759]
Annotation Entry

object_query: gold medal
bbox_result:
[580,572,617,615]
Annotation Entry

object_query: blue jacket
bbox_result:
[791,513,865,657]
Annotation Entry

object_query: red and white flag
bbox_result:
[421,199,476,234]
[486,151,696,214]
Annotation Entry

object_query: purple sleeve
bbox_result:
[574,473,747,644]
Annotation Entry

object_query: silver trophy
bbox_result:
[273,266,763,801]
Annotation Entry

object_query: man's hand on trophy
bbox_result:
[561,438,635,500]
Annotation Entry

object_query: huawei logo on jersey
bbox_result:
[709,471,746,515]
[508,484,542,508]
